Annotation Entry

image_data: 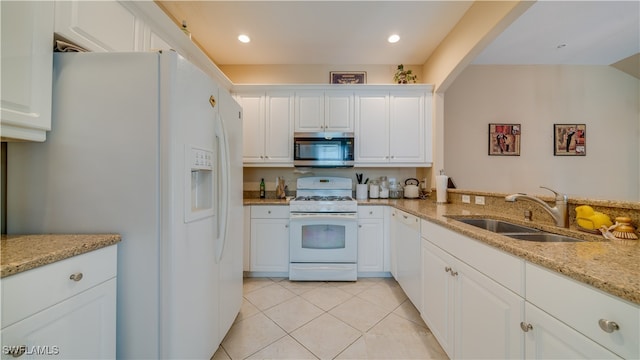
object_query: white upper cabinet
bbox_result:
[237,91,294,166]
[1,1,54,141]
[354,92,390,163]
[295,91,354,133]
[55,0,141,52]
[389,92,426,164]
[355,87,432,167]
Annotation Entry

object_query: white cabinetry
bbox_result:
[295,91,353,132]
[523,302,621,359]
[1,246,117,359]
[237,92,294,166]
[421,220,525,359]
[55,0,142,52]
[393,209,421,308]
[524,263,638,359]
[355,88,432,166]
[357,206,385,274]
[0,1,53,141]
[249,206,290,273]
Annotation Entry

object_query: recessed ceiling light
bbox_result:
[388,34,400,43]
[238,34,251,43]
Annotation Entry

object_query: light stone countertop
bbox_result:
[1,234,121,278]
[244,198,640,305]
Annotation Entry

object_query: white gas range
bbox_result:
[288,177,358,281]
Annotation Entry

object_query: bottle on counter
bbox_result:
[259,178,265,198]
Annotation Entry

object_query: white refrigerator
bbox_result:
[7,51,243,359]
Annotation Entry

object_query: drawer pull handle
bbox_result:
[70,272,84,282]
[450,270,458,277]
[598,319,620,333]
[520,322,533,332]
[445,266,452,273]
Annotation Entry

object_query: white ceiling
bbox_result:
[157,1,640,67]
[473,1,640,66]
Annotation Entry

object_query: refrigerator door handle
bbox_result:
[214,112,230,264]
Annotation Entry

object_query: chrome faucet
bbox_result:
[505,186,569,228]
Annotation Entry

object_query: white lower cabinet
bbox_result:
[249,205,290,272]
[393,209,421,309]
[1,245,117,359]
[421,239,524,359]
[525,263,638,359]
[421,220,524,359]
[523,302,621,359]
[1,279,116,359]
[357,206,385,273]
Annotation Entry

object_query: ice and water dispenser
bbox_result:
[185,145,215,223]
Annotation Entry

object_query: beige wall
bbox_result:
[219,64,424,85]
[444,64,639,202]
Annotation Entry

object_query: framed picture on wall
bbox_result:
[554,124,586,156]
[330,71,367,84]
[488,123,521,156]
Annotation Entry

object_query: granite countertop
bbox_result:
[1,234,122,278]
[244,198,640,305]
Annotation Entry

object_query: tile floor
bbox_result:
[212,277,448,360]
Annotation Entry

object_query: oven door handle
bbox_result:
[290,213,357,221]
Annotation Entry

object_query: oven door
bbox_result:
[289,213,358,263]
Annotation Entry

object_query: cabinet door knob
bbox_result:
[69,272,83,282]
[520,322,533,332]
[450,270,458,277]
[358,225,362,228]
[598,319,620,333]
[268,210,271,214]
[369,211,373,215]
[444,266,452,273]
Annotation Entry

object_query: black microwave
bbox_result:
[293,132,355,168]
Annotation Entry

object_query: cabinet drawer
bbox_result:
[421,219,524,296]
[526,263,639,359]
[1,245,117,328]
[251,205,289,219]
[358,206,384,219]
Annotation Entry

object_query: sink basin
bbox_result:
[456,218,540,234]
[506,233,585,243]
[454,218,585,243]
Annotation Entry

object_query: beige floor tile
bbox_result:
[264,296,324,332]
[243,277,275,293]
[279,280,327,295]
[300,285,354,311]
[336,313,448,359]
[246,335,318,359]
[211,346,231,360]
[291,313,361,360]
[329,296,391,332]
[393,299,426,327]
[235,298,261,323]
[331,279,380,295]
[221,312,286,359]
[244,283,297,310]
[356,283,408,311]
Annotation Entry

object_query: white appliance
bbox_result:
[6,51,243,359]
[289,177,358,281]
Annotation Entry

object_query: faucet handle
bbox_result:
[540,186,567,203]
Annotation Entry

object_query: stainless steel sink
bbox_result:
[456,218,540,233]
[454,218,584,243]
[506,233,584,243]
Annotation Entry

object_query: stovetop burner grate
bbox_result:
[294,195,354,202]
